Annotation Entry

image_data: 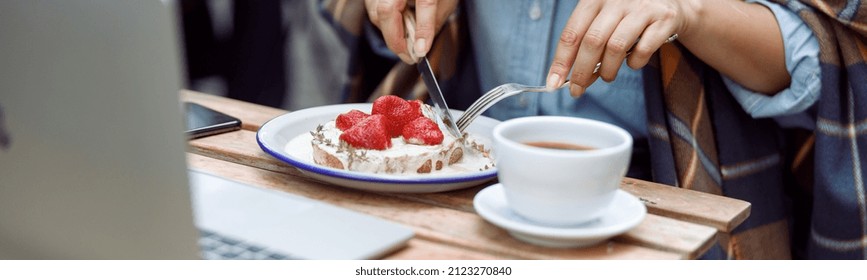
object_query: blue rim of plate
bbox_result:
[256,113,498,185]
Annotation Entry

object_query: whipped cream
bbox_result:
[284,105,495,175]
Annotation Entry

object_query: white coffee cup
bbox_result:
[492,116,632,227]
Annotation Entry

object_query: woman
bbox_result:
[324,0,866,259]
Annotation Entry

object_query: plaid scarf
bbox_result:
[322,0,867,259]
[782,0,867,260]
[645,0,867,259]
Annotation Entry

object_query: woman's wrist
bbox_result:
[676,0,705,40]
[674,0,790,94]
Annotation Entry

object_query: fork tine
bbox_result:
[456,86,506,131]
[467,88,506,115]
[467,86,505,112]
[467,87,504,112]
[458,87,503,124]
[457,80,570,132]
[457,91,495,127]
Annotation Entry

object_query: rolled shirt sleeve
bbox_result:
[722,0,821,129]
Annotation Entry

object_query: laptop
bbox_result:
[0,1,412,259]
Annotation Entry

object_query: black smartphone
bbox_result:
[184,102,241,139]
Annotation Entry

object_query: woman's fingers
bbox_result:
[366,0,457,64]
[413,0,438,57]
[547,0,687,98]
[597,13,648,82]
[569,4,624,97]
[365,0,379,22]
[374,0,414,63]
[626,21,677,70]
[546,0,602,90]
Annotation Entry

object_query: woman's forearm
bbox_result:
[680,0,789,95]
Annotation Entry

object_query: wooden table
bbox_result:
[181,90,751,260]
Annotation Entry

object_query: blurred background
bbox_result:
[179,0,347,111]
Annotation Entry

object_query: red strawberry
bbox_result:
[339,115,392,150]
[408,100,422,115]
[371,95,421,137]
[336,109,369,131]
[402,116,444,145]
[371,95,406,115]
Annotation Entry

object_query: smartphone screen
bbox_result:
[184,102,241,139]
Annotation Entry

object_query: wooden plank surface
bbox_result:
[181,91,750,233]
[384,239,507,260]
[188,154,683,259]
[180,90,752,259]
[616,215,717,260]
[186,145,716,258]
[620,178,750,233]
[189,128,749,233]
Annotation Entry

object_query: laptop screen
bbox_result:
[0,1,200,259]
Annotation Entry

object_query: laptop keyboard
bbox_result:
[198,229,296,260]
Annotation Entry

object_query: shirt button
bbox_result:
[529,3,542,20]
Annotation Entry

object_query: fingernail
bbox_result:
[570,84,585,98]
[546,74,561,89]
[414,39,427,57]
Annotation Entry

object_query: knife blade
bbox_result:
[416,57,462,138]
[402,12,462,138]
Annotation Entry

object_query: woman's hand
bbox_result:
[365,0,459,64]
[546,0,700,97]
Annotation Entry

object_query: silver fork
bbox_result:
[455,80,571,132]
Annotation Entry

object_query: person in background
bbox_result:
[179,0,287,107]
[322,0,866,259]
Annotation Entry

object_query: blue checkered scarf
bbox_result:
[644,0,867,259]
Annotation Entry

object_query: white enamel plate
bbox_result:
[257,104,499,193]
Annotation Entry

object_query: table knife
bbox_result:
[402,13,462,138]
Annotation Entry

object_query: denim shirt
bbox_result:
[463,0,821,139]
[726,0,821,130]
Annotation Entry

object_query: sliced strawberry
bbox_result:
[408,100,422,115]
[339,115,392,150]
[371,95,407,115]
[402,116,444,145]
[371,95,421,137]
[336,109,369,131]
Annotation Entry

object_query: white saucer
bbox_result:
[473,184,646,248]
